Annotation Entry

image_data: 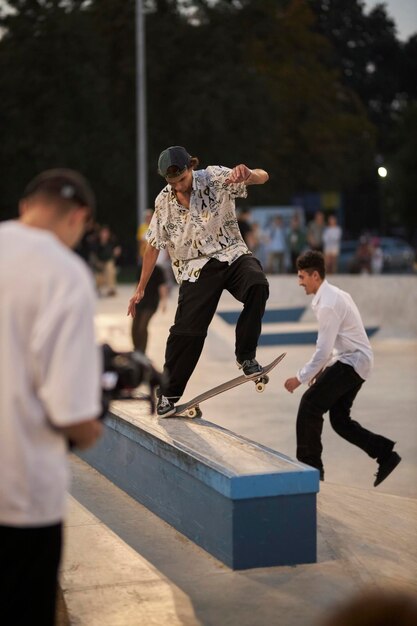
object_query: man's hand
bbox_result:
[284,377,301,393]
[225,164,252,184]
[127,287,144,317]
[60,419,103,450]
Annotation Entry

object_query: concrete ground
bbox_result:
[61,276,417,625]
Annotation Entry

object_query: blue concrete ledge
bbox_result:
[218,307,305,325]
[259,326,379,346]
[79,406,319,570]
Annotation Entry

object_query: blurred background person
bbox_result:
[131,253,168,354]
[287,213,307,273]
[266,214,287,273]
[251,220,269,270]
[137,208,153,260]
[91,224,122,296]
[237,207,256,250]
[75,219,100,273]
[0,169,103,626]
[354,234,373,274]
[371,236,384,274]
[307,210,325,252]
[323,213,342,274]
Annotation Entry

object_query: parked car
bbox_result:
[338,237,415,274]
[379,237,415,272]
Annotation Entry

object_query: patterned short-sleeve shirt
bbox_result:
[146,165,250,283]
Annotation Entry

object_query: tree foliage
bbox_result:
[0,0,415,243]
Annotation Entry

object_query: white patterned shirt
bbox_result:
[146,166,250,283]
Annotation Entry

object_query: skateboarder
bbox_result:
[127,146,270,416]
[283,250,401,487]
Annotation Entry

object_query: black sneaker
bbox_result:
[156,394,177,417]
[237,358,263,377]
[374,451,401,487]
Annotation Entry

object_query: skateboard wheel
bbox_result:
[187,406,202,419]
[255,382,265,393]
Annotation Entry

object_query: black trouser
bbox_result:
[296,361,394,474]
[0,522,62,626]
[162,255,269,398]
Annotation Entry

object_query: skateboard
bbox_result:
[172,352,286,418]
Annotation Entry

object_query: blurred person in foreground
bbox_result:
[283,250,400,486]
[0,169,103,625]
[319,588,417,626]
[128,146,269,416]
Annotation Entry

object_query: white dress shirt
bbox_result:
[297,280,373,384]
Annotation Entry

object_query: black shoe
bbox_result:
[237,358,263,377]
[374,451,401,487]
[156,394,177,417]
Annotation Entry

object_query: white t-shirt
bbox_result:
[0,221,101,526]
[146,166,250,283]
[297,280,373,384]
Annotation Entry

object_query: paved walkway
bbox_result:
[61,276,417,625]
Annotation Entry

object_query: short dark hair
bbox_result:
[296,250,326,279]
[22,168,96,217]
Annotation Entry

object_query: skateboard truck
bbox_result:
[254,373,269,393]
[183,405,203,419]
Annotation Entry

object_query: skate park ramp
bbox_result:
[60,275,417,626]
[217,275,417,341]
[63,454,417,626]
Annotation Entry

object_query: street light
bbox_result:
[377,166,388,234]
[136,0,147,235]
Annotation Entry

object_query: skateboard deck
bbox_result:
[172,352,286,418]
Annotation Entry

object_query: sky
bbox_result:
[0,1,416,42]
[364,0,417,41]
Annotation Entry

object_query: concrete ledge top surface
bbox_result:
[106,401,319,498]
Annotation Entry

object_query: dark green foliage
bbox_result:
[0,0,415,245]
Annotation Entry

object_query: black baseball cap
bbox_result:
[157,146,192,179]
[22,168,96,215]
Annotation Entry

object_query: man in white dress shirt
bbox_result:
[284,250,400,486]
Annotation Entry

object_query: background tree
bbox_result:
[0,0,415,253]
[0,0,134,233]
[309,0,416,235]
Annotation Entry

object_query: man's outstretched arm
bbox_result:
[226,164,269,185]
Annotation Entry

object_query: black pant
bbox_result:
[0,522,62,626]
[296,361,394,474]
[162,255,269,398]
